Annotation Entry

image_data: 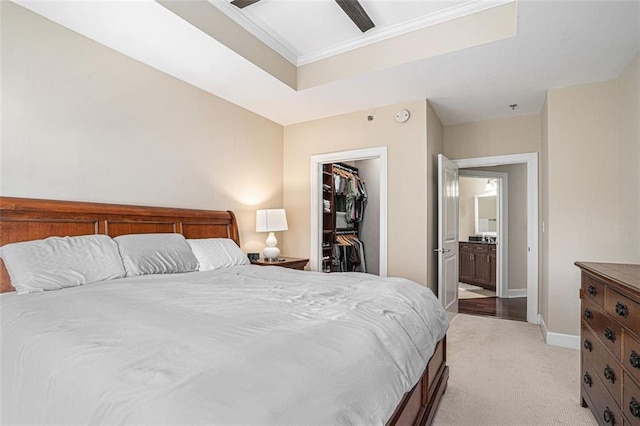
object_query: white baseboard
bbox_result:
[508,289,527,298]
[538,314,580,350]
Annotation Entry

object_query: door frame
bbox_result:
[309,147,388,275]
[453,153,538,324]
[459,170,509,299]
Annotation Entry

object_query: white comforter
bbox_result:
[1,266,448,425]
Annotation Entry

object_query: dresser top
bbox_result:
[575,262,640,293]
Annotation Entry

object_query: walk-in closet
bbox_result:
[321,161,379,274]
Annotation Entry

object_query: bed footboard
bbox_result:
[387,337,448,426]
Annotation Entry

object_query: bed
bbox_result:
[0,196,449,425]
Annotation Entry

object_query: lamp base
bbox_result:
[263,246,280,260]
[263,232,280,260]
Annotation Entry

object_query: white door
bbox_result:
[437,154,459,313]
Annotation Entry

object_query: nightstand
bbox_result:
[250,257,309,270]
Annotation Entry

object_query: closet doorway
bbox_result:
[310,147,388,275]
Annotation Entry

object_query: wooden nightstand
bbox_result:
[250,257,309,270]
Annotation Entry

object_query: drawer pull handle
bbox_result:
[583,372,593,387]
[587,285,597,295]
[630,398,640,418]
[583,339,592,352]
[630,350,640,368]
[603,408,615,424]
[604,327,616,342]
[584,309,593,320]
[615,301,628,318]
[604,365,616,383]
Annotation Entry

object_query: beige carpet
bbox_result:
[432,314,597,426]
[458,283,496,299]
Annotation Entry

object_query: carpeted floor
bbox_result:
[432,314,597,425]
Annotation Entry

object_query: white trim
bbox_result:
[209,0,515,67]
[508,289,527,298]
[208,0,300,64]
[310,147,388,276]
[454,153,539,324]
[459,170,508,299]
[298,0,515,66]
[539,314,579,349]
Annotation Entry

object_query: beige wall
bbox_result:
[444,114,542,159]
[426,102,444,292]
[0,2,284,253]
[544,73,636,336]
[617,54,640,262]
[283,100,433,287]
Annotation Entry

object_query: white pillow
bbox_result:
[186,238,249,271]
[114,233,199,276]
[0,235,126,294]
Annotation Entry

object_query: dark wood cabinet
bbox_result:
[459,243,475,283]
[459,242,496,291]
[489,245,497,288]
[577,262,640,426]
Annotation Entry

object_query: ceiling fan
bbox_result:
[230,0,375,33]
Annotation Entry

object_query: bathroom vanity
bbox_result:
[459,241,497,291]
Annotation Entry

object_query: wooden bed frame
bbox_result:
[0,196,448,425]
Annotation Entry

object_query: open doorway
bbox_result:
[452,153,538,324]
[457,172,506,300]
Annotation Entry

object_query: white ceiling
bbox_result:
[213,0,480,65]
[14,0,640,126]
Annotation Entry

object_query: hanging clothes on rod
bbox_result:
[332,165,367,224]
[333,232,366,273]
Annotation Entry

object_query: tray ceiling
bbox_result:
[10,0,640,126]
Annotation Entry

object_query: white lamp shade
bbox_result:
[256,209,288,232]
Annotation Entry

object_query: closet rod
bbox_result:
[335,230,358,235]
[332,163,358,173]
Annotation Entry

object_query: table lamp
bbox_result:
[256,209,288,260]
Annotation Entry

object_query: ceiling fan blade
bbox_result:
[230,0,261,9]
[335,0,375,33]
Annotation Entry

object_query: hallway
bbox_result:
[458,297,527,322]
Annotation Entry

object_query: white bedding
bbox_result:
[1,266,448,425]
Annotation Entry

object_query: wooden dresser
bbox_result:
[577,262,640,425]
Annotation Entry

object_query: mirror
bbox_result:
[474,194,497,235]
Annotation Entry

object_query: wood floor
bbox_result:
[458,297,527,322]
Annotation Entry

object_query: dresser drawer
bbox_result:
[582,324,622,406]
[583,300,622,359]
[583,274,605,308]
[623,332,640,386]
[582,364,624,426]
[624,373,640,425]
[606,288,640,334]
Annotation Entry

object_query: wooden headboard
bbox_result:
[0,197,240,293]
